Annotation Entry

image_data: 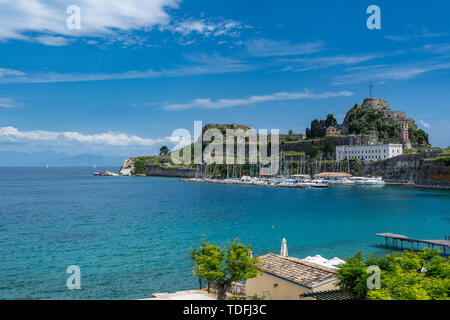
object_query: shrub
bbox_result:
[337,248,450,300]
[133,160,146,174]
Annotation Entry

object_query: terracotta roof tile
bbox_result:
[257,253,336,288]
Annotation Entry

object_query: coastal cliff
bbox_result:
[119,156,197,178]
[416,159,450,189]
[119,158,135,176]
[350,154,421,184]
[145,165,197,178]
[349,150,450,189]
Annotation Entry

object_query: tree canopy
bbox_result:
[159,145,169,155]
[190,240,260,300]
[336,248,450,300]
[306,114,338,139]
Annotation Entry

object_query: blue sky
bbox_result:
[0,0,449,158]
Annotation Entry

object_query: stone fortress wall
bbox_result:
[362,98,389,110]
[382,110,407,118]
[359,98,415,126]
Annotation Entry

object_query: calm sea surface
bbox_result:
[0,167,449,299]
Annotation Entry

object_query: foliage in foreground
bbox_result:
[336,248,450,300]
[190,240,260,300]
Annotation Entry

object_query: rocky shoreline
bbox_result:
[93,170,119,176]
[349,152,450,190]
[111,153,450,190]
[117,158,197,178]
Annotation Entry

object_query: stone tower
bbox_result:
[401,123,411,149]
[362,98,390,111]
[401,123,409,141]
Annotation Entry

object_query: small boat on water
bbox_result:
[182,176,328,189]
[350,176,385,185]
[183,171,385,189]
[291,175,327,188]
[309,179,328,188]
[314,172,385,186]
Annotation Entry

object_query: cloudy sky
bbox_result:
[0,0,449,158]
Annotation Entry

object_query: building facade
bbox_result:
[325,126,338,136]
[335,144,403,162]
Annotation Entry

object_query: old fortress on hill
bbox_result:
[335,98,410,162]
[272,97,417,162]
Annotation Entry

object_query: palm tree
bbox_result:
[159,145,169,155]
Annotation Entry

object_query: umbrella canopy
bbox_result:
[280,238,288,257]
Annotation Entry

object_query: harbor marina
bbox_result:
[182,171,386,188]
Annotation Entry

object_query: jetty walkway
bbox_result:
[376,233,450,254]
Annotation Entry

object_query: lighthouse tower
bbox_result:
[401,123,411,149]
[401,123,409,141]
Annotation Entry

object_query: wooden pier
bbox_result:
[376,233,450,255]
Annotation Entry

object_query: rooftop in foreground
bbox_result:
[258,253,337,289]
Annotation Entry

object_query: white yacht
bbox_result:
[350,176,385,185]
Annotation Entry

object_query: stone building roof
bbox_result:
[257,253,336,289]
[301,289,350,300]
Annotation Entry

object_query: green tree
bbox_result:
[336,251,372,299]
[336,248,450,300]
[324,114,338,128]
[306,114,338,139]
[307,119,324,138]
[133,160,145,174]
[322,137,335,154]
[416,129,429,145]
[159,145,169,155]
[308,146,321,158]
[190,240,260,300]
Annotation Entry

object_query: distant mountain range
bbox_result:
[0,151,127,167]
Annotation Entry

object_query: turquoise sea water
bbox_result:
[0,167,449,299]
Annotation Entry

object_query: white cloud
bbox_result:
[280,54,380,72]
[0,0,179,43]
[385,35,409,42]
[385,28,448,42]
[333,60,450,85]
[0,54,257,83]
[247,39,325,57]
[163,18,247,37]
[0,126,178,147]
[0,97,23,108]
[422,43,450,54]
[163,89,354,110]
[34,35,70,46]
[0,68,25,77]
[0,1,247,46]
[419,120,431,129]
